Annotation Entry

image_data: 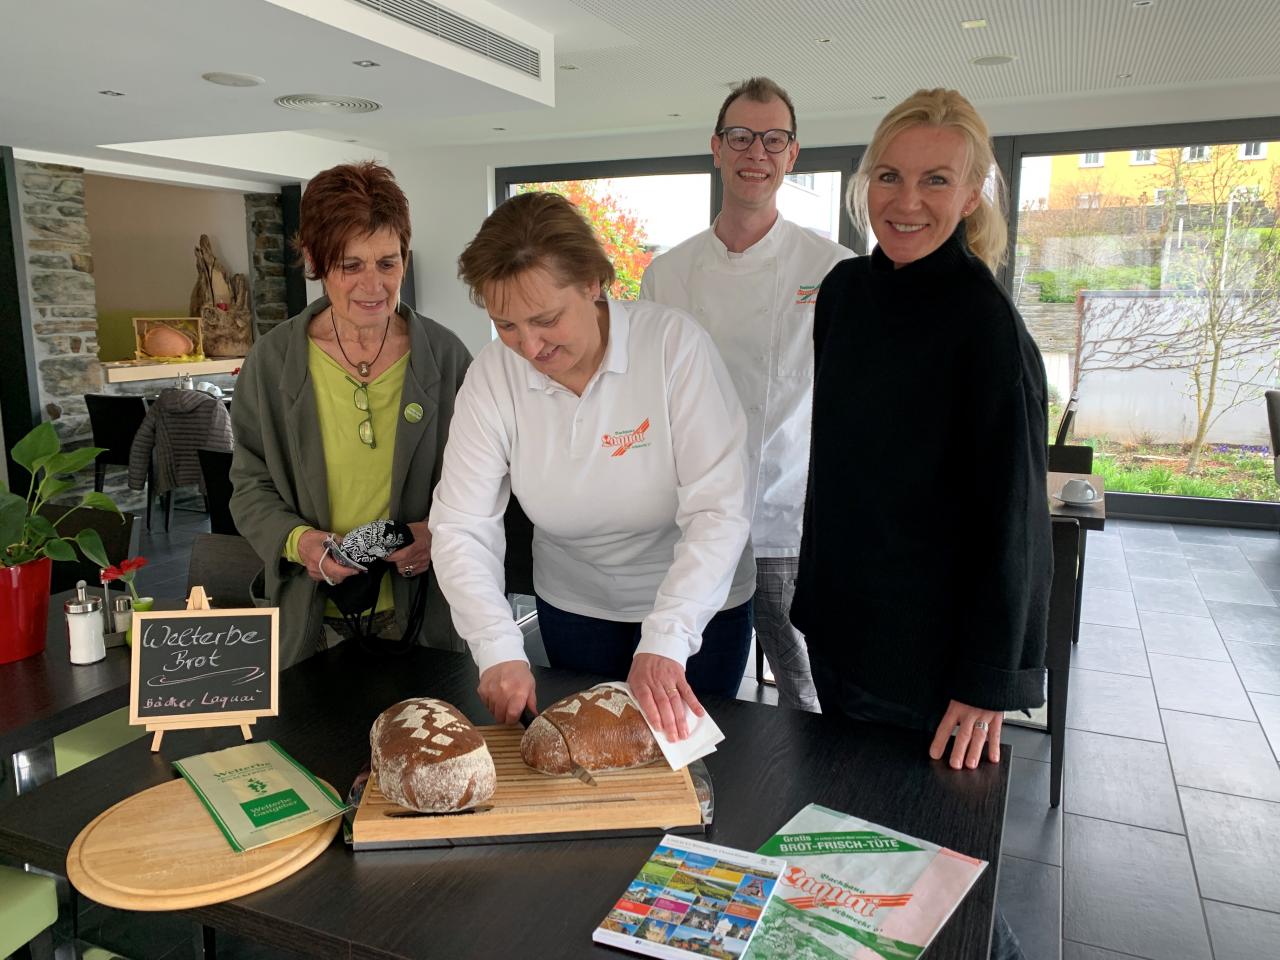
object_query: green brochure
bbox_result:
[173,740,348,853]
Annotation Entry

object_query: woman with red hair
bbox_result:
[231,161,471,666]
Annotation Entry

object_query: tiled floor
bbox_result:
[999,518,1280,960]
[29,510,1280,959]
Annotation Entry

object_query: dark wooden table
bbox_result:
[0,644,1011,959]
[0,592,181,797]
[1045,471,1106,807]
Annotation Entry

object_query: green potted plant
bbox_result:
[1,421,121,664]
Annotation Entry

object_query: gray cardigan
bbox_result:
[229,298,472,667]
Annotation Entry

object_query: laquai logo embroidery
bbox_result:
[795,284,820,304]
[601,418,650,457]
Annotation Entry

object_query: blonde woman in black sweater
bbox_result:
[792,83,1050,960]
[795,89,1051,772]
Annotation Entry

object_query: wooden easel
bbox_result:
[147,586,257,752]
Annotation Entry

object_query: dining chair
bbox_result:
[84,394,149,494]
[1047,443,1095,651]
[37,503,136,594]
[0,865,57,959]
[1053,390,1080,446]
[198,448,238,536]
[186,533,263,608]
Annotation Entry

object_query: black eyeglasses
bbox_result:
[717,127,795,154]
[347,377,376,448]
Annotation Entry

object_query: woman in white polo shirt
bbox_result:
[429,191,754,742]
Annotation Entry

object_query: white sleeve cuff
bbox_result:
[471,634,531,676]
[635,628,695,669]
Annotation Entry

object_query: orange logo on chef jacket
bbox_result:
[601,418,651,457]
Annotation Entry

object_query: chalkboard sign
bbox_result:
[128,601,279,743]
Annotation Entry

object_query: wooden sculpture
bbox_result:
[190,235,253,358]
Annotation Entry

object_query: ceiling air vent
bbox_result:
[274,94,382,114]
[353,0,541,79]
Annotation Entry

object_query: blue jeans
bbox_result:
[534,596,753,699]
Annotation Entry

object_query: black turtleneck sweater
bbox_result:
[791,225,1052,717]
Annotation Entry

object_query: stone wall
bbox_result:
[16,160,102,445]
[245,193,288,334]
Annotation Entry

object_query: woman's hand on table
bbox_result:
[387,521,431,579]
[929,699,1003,770]
[479,660,537,724]
[297,529,359,585]
[628,653,704,743]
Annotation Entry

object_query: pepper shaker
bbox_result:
[66,579,106,665]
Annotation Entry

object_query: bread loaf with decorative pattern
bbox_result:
[370,698,497,812]
[521,684,661,775]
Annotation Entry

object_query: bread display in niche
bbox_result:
[521,684,662,775]
[370,698,497,812]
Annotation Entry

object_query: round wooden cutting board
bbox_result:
[67,777,342,911]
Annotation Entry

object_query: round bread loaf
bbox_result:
[521,684,661,775]
[370,698,497,812]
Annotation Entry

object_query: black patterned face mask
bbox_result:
[324,520,423,652]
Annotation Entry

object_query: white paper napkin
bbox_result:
[599,681,724,770]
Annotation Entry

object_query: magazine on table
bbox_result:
[747,803,987,959]
[173,740,348,853]
[592,834,786,958]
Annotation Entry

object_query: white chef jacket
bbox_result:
[640,215,854,556]
[428,298,755,676]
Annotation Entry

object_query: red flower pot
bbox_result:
[0,556,52,664]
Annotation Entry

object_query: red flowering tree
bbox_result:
[515,180,654,300]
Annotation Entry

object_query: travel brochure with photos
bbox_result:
[592,834,785,959]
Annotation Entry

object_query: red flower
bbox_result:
[101,565,122,581]
[120,556,148,573]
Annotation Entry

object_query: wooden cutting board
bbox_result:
[67,777,341,911]
[352,724,704,849]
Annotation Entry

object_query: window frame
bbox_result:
[1079,151,1104,167]
[1130,148,1155,164]
[1239,141,1266,159]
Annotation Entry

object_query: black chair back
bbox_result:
[186,533,263,608]
[1048,443,1094,475]
[1053,391,1080,447]
[198,448,238,536]
[38,503,136,594]
[85,395,148,467]
[1266,389,1280,484]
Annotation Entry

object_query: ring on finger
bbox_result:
[973,720,990,732]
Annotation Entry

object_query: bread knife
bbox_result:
[519,707,599,787]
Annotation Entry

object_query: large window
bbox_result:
[1015,139,1280,503]
[505,173,712,300]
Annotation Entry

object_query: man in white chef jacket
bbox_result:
[640,77,853,712]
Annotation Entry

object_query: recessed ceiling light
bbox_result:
[667,113,681,117]
[1117,72,1133,79]
[1132,1,1153,7]
[344,139,358,143]
[871,95,887,101]
[971,54,1016,66]
[492,126,506,131]
[815,38,832,43]
[961,19,988,29]
[202,72,264,87]
[352,60,380,68]
[273,94,381,114]
[559,64,579,71]
[98,89,125,97]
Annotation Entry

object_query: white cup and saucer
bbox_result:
[1054,477,1100,506]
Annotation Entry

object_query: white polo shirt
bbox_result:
[428,298,754,676]
[641,215,854,556]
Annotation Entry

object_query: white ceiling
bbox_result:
[3,0,1279,182]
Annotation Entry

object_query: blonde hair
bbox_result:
[848,88,1008,271]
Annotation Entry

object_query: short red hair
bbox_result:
[295,161,411,280]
